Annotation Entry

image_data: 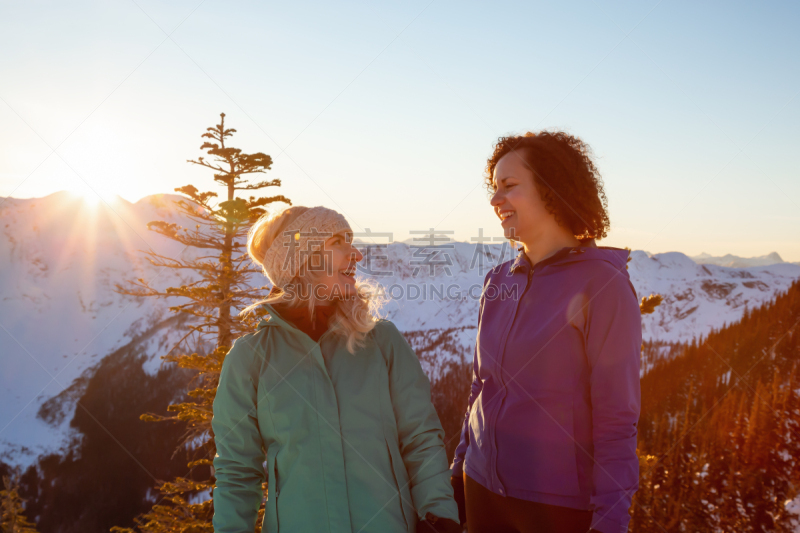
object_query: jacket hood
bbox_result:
[508,240,630,274]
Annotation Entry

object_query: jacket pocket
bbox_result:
[265,444,279,532]
[385,439,412,532]
[496,391,581,496]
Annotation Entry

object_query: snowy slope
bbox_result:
[630,251,800,343]
[1,192,799,468]
[0,192,205,466]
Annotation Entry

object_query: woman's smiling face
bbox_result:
[305,231,363,301]
[490,150,551,244]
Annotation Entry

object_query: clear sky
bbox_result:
[1,0,798,260]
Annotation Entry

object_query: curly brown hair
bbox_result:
[485,130,610,242]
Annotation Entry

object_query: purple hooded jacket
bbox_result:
[451,242,642,533]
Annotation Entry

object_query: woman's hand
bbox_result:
[417,512,463,533]
[450,475,467,526]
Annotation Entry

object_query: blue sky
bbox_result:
[1,0,798,259]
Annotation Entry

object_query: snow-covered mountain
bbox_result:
[353,243,800,345]
[0,192,206,467]
[690,250,795,268]
[2,191,799,468]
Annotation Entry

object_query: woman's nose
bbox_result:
[490,188,504,207]
[351,245,364,263]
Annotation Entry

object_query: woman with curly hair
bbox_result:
[450,132,642,533]
[211,205,461,533]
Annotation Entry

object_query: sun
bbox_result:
[65,184,103,207]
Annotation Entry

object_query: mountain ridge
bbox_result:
[1,192,799,469]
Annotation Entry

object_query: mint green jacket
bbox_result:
[211,304,458,532]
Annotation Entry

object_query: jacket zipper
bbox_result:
[488,266,534,494]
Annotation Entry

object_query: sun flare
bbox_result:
[66,185,103,207]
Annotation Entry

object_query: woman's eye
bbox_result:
[506,183,516,189]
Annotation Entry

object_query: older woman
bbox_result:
[211,206,460,533]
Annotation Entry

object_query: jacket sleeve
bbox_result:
[211,335,267,533]
[451,270,490,477]
[379,321,460,523]
[585,272,642,533]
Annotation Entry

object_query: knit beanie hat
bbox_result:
[260,206,352,289]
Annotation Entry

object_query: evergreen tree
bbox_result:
[632,280,800,532]
[1,474,38,533]
[111,113,290,533]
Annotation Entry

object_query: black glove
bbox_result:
[416,513,462,533]
[450,475,467,526]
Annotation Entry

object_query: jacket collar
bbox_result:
[508,239,629,274]
[256,303,339,345]
[257,303,292,330]
[256,303,336,375]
